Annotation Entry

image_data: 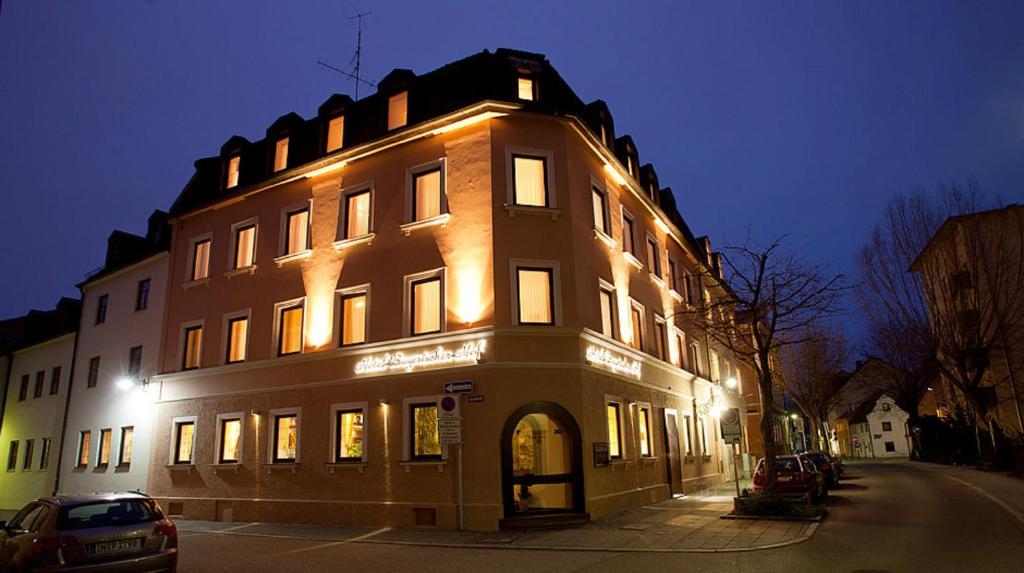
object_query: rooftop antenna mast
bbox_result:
[316,9,376,99]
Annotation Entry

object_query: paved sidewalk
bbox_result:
[177,478,819,553]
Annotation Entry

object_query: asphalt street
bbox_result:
[177,461,1024,572]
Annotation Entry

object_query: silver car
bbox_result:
[0,492,177,572]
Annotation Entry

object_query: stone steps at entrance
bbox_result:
[499,512,590,530]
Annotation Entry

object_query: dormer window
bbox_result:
[326,115,344,152]
[600,124,608,146]
[273,137,289,173]
[226,156,240,189]
[388,91,408,130]
[517,76,535,101]
[626,155,635,178]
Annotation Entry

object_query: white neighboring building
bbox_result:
[58,213,169,496]
[865,394,911,458]
[0,300,80,511]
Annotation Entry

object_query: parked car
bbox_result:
[0,492,177,572]
[803,451,840,488]
[752,454,827,502]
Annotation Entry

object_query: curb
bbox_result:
[720,512,824,522]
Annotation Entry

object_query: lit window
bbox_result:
[629,303,644,351]
[96,294,108,325]
[78,431,91,467]
[638,407,652,457]
[410,403,441,460]
[284,208,309,255]
[388,91,408,130]
[646,237,661,275]
[226,317,248,363]
[335,409,364,462]
[277,304,303,356]
[191,239,211,281]
[173,421,194,464]
[39,438,51,470]
[607,402,622,458]
[340,292,367,346]
[136,278,151,311]
[87,357,100,388]
[273,414,297,463]
[592,186,608,234]
[668,258,680,293]
[344,189,371,238]
[654,320,667,361]
[182,326,203,370]
[22,440,33,471]
[512,155,547,207]
[517,76,535,101]
[119,427,133,466]
[226,155,240,188]
[326,115,344,152]
[516,268,554,325]
[411,276,442,336]
[128,346,142,379]
[622,212,636,255]
[599,287,615,338]
[413,168,443,221]
[98,429,111,465]
[273,137,289,172]
[682,415,693,456]
[219,418,241,463]
[234,225,256,269]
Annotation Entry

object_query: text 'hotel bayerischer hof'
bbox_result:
[2,48,753,531]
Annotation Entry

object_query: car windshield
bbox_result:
[807,453,826,463]
[56,499,158,531]
[773,458,801,472]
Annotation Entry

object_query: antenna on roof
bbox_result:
[317,9,376,99]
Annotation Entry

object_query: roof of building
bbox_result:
[0,297,81,354]
[79,210,171,288]
[167,47,712,264]
[909,203,1024,272]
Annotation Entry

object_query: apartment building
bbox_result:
[0,298,80,510]
[58,212,170,497]
[148,48,750,531]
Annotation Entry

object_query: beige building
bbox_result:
[147,49,750,531]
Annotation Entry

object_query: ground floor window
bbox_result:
[118,427,134,466]
[173,419,195,464]
[682,414,694,456]
[77,432,90,467]
[606,401,623,459]
[885,441,896,452]
[637,405,653,457]
[98,429,112,465]
[410,402,441,461]
[218,416,242,463]
[272,412,298,463]
[39,438,50,471]
[334,407,365,462]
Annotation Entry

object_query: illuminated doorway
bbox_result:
[501,402,584,517]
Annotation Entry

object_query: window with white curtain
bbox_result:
[621,211,636,256]
[191,239,210,280]
[413,168,442,221]
[517,76,535,101]
[607,401,623,458]
[654,317,667,361]
[233,225,256,269]
[340,291,367,345]
[345,189,371,238]
[225,316,248,363]
[512,155,547,207]
[326,115,344,152]
[410,276,442,335]
[226,155,240,188]
[388,91,408,130]
[516,268,553,325]
[629,301,644,351]
[182,325,202,370]
[592,186,608,234]
[273,137,289,172]
[277,303,303,356]
[284,208,309,255]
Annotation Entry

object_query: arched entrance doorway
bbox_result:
[500,402,584,519]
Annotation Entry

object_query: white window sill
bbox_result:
[649,273,665,287]
[593,227,616,248]
[182,277,210,290]
[669,289,684,302]
[264,462,299,474]
[400,213,451,236]
[503,204,562,221]
[683,455,697,463]
[212,463,241,473]
[400,460,447,473]
[640,456,659,466]
[624,252,643,270]
[609,458,632,470]
[274,250,312,267]
[165,464,195,474]
[333,233,376,250]
[326,461,368,474]
[225,265,257,279]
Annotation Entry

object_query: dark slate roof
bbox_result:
[167,47,711,264]
[0,297,81,354]
[80,210,171,288]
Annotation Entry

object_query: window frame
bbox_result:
[637,403,654,458]
[22,439,34,471]
[273,298,306,357]
[7,440,19,471]
[97,428,112,466]
[591,179,611,236]
[517,75,536,101]
[387,91,409,130]
[170,416,197,465]
[653,315,668,362]
[598,278,617,340]
[330,402,368,463]
[273,136,289,173]
[621,207,637,258]
[33,370,44,399]
[228,218,259,271]
[135,278,151,311]
[38,438,50,471]
[214,413,244,464]
[645,233,662,277]
[279,203,312,257]
[95,294,108,325]
[77,431,91,468]
[337,285,370,347]
[18,374,28,401]
[225,154,240,189]
[628,298,646,352]
[406,159,448,223]
[187,235,212,282]
[127,346,143,379]
[605,397,625,460]
[667,255,681,294]
[222,310,251,364]
[87,357,100,388]
[404,268,446,337]
[405,397,444,462]
[505,146,556,208]
[180,321,204,371]
[325,114,345,153]
[340,184,374,240]
[267,407,301,464]
[681,414,694,456]
[118,426,134,467]
[510,260,562,327]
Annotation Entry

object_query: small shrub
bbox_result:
[733,493,824,518]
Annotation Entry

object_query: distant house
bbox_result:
[834,394,910,459]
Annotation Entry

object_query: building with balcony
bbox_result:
[147,48,751,531]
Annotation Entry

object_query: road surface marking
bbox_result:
[942,474,1024,531]
[267,528,391,557]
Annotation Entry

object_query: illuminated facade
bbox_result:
[147,49,750,530]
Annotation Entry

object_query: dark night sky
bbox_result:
[2,1,1023,345]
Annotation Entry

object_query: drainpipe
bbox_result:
[52,287,84,496]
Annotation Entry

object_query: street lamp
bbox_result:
[724,377,738,390]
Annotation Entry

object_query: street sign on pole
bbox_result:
[437,395,460,418]
[719,408,742,445]
[438,418,462,445]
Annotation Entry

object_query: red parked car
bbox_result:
[752,454,827,502]
[803,451,840,488]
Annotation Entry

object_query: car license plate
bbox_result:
[92,538,142,556]
[778,476,792,482]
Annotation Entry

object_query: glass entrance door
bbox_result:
[510,413,574,513]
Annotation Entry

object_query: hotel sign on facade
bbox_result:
[353,340,487,375]
[585,345,642,380]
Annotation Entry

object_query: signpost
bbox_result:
[719,408,743,497]
[437,392,464,530]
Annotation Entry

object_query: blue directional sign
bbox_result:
[443,381,474,394]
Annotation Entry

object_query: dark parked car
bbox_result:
[0,492,177,572]
[752,454,827,502]
[803,451,840,488]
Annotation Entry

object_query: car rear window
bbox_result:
[56,500,159,530]
[773,458,801,472]
[807,453,825,463]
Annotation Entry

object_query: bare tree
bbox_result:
[675,235,846,494]
[780,324,850,451]
[858,181,1024,460]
